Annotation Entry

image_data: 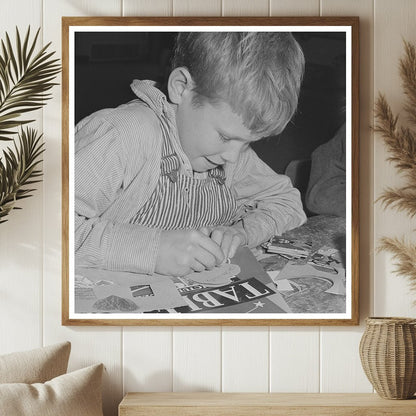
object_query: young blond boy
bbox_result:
[75,32,306,277]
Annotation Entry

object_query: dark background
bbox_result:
[75,32,346,202]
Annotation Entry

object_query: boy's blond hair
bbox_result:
[172,32,305,137]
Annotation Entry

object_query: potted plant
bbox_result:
[360,40,416,400]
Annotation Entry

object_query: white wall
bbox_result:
[1,1,415,415]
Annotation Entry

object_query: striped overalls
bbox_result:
[130,130,238,230]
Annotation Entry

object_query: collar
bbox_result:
[130,79,176,121]
[130,79,194,174]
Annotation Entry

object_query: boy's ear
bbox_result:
[168,67,193,105]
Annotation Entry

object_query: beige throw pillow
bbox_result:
[0,341,71,384]
[0,363,104,416]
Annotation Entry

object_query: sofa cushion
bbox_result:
[0,341,71,384]
[0,363,104,416]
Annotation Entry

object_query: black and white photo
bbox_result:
[62,17,359,325]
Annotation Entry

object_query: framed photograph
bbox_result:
[62,17,359,326]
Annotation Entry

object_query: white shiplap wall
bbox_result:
[1,1,416,415]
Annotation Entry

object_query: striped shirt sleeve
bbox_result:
[74,107,162,274]
[231,148,307,248]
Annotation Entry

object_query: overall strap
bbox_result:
[159,119,180,182]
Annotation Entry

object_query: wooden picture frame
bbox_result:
[62,16,359,326]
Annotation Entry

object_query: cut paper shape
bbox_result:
[275,279,294,292]
[164,247,292,314]
[95,280,114,286]
[277,262,346,296]
[130,285,154,298]
[74,275,94,288]
[263,237,312,257]
[267,270,280,283]
[186,263,241,286]
[75,267,187,313]
[93,295,138,312]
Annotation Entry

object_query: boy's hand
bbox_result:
[200,225,246,260]
[155,229,225,276]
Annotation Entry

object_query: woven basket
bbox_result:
[359,317,416,399]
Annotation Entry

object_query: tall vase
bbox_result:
[359,317,416,399]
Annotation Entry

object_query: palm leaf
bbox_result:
[0,27,60,141]
[0,127,45,223]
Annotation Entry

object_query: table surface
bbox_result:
[258,214,346,313]
[74,215,346,315]
[119,392,416,416]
